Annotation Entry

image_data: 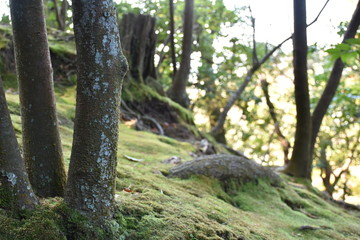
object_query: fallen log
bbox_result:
[168,154,281,192]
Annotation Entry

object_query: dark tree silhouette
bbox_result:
[311,1,360,158]
[169,0,177,79]
[284,0,312,178]
[167,0,194,108]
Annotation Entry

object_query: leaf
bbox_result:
[123,154,144,162]
[325,48,340,56]
[340,51,358,65]
[335,43,351,51]
[345,38,360,45]
[123,187,133,193]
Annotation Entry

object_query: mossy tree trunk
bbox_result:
[167,0,194,108]
[65,0,128,218]
[0,77,38,211]
[284,0,312,179]
[10,0,66,197]
[120,13,157,83]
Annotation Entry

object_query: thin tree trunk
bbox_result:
[260,79,291,165]
[210,0,329,142]
[0,77,38,211]
[284,0,312,179]
[65,0,128,218]
[210,36,291,137]
[10,0,66,197]
[169,0,177,79]
[167,0,194,108]
[319,142,334,195]
[311,1,360,158]
[53,0,68,31]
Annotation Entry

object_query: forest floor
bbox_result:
[1,85,360,240]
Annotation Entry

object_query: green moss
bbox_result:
[123,82,194,124]
[47,34,76,57]
[0,73,18,90]
[0,186,14,211]
[0,24,11,49]
[3,85,360,239]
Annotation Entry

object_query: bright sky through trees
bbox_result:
[224,0,358,48]
[0,0,357,48]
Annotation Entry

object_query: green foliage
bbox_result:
[0,15,10,25]
[325,35,360,65]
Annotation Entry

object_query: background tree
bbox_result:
[119,13,157,83]
[311,1,360,158]
[52,0,69,31]
[284,0,312,178]
[167,0,194,107]
[169,0,177,79]
[209,20,291,142]
[10,0,66,197]
[65,0,128,218]
[260,79,291,165]
[0,77,38,211]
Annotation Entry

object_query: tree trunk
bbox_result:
[120,13,157,83]
[10,0,66,197]
[53,0,69,31]
[65,0,128,219]
[284,0,312,179]
[260,79,291,165]
[0,77,38,211]
[167,0,194,108]
[311,1,360,158]
[210,68,256,137]
[210,37,291,139]
[319,142,334,196]
[169,0,177,79]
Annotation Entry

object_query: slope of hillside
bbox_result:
[1,88,359,240]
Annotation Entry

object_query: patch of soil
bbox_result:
[121,99,197,141]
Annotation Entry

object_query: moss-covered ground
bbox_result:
[1,85,359,240]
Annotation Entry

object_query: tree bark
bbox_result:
[284,0,312,179]
[0,78,38,211]
[10,0,66,197]
[120,13,157,83]
[65,0,128,219]
[167,0,194,108]
[169,0,177,79]
[260,79,291,165]
[311,1,360,158]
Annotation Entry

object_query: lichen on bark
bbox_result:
[65,0,128,219]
